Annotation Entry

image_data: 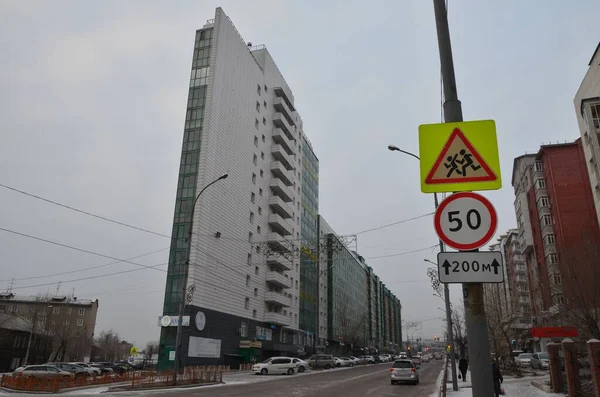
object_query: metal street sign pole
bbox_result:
[433,0,495,395]
[434,192,459,391]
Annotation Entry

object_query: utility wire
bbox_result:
[0,226,167,273]
[0,247,169,283]
[353,213,434,235]
[364,244,438,260]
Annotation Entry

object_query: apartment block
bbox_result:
[511,140,600,334]
[0,293,98,364]
[574,42,600,226]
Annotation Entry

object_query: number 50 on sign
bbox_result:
[434,192,498,251]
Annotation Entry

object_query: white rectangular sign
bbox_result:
[188,336,221,359]
[437,251,504,283]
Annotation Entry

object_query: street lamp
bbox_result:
[173,173,228,385]
[388,145,458,391]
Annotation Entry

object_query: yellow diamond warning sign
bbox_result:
[418,120,501,193]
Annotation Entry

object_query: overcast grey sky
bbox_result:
[0,0,597,346]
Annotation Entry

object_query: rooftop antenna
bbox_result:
[7,278,14,293]
[55,281,61,296]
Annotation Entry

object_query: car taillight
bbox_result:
[390,368,394,373]
[411,368,416,373]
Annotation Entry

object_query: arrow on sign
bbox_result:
[491,259,500,275]
[442,260,451,275]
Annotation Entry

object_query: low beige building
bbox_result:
[0,293,98,363]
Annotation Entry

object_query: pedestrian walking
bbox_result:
[458,356,468,382]
[492,359,504,397]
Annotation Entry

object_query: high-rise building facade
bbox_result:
[511,141,600,336]
[574,42,600,226]
[159,8,315,368]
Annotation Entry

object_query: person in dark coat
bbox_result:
[458,357,468,382]
[492,360,503,397]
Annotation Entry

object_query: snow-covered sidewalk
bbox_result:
[445,374,564,397]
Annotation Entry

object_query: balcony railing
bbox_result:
[273,113,294,140]
[266,271,291,289]
[268,213,293,236]
[274,97,295,126]
[268,195,293,219]
[265,291,291,307]
[271,144,294,170]
[272,128,295,156]
[264,310,290,326]
[270,179,293,202]
[270,161,293,186]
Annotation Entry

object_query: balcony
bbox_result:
[266,271,291,289]
[265,291,291,307]
[269,196,293,219]
[264,310,290,326]
[273,113,294,141]
[271,145,294,170]
[266,255,293,271]
[274,97,295,126]
[272,128,295,156]
[269,213,293,236]
[270,161,293,186]
[270,179,293,202]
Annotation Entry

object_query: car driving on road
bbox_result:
[390,359,419,385]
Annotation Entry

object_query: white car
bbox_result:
[516,353,533,368]
[333,357,347,367]
[252,357,297,375]
[70,362,101,376]
[346,356,360,365]
[291,358,309,372]
[339,357,356,367]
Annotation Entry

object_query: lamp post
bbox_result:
[387,145,458,391]
[172,173,228,385]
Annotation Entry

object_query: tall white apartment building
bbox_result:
[574,42,600,226]
[158,8,317,368]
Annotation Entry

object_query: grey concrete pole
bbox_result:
[172,173,228,385]
[432,0,494,395]
[434,193,459,391]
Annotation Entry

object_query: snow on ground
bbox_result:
[445,375,565,397]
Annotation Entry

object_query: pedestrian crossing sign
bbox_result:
[418,120,501,193]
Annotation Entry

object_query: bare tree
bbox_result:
[335,303,367,353]
[556,240,600,339]
[451,307,468,358]
[484,284,516,368]
[95,329,121,361]
[145,341,159,359]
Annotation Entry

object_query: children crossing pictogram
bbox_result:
[425,128,496,184]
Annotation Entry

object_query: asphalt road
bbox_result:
[102,361,443,397]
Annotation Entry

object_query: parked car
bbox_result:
[252,357,297,375]
[46,363,89,378]
[291,358,309,373]
[70,362,102,376]
[358,355,375,365]
[347,356,360,365]
[89,363,114,375]
[516,353,534,368]
[530,353,549,369]
[13,365,75,380]
[339,357,355,367]
[306,354,335,369]
[333,357,346,367]
[390,359,419,385]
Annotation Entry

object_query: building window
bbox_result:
[254,288,258,297]
[261,152,264,160]
[78,308,85,316]
[263,101,267,109]
[544,233,556,245]
[253,154,257,165]
[262,117,266,126]
[251,192,255,203]
[258,207,262,215]
[535,178,546,189]
[248,232,253,242]
[53,307,60,314]
[256,101,260,112]
[255,119,259,130]
[259,188,263,196]
[548,253,558,264]
[246,275,251,286]
[250,212,254,223]
[539,196,550,207]
[67,308,72,315]
[295,280,298,289]
[257,84,261,95]
[28,306,35,313]
[245,298,250,310]
[542,214,552,226]
[241,321,248,337]
[64,320,70,326]
[252,173,256,184]
[264,85,268,93]
[76,319,84,327]
[255,266,259,275]
[534,161,543,171]
[257,226,261,234]
[247,253,252,265]
[591,103,600,129]
[262,134,266,143]
[260,169,264,177]
[253,309,257,318]
[254,136,258,147]
[553,273,562,285]
[557,295,565,305]
[10,305,18,313]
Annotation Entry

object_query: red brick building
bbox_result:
[512,139,600,334]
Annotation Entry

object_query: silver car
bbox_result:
[530,352,549,369]
[390,359,419,385]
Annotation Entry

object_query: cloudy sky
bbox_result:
[0,0,597,346]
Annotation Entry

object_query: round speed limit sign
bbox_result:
[434,192,498,250]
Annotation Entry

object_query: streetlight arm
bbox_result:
[387,145,421,161]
